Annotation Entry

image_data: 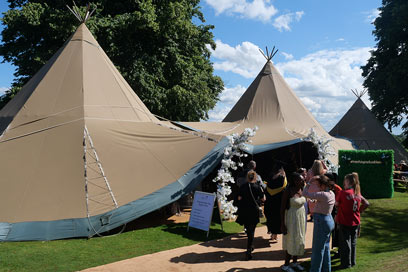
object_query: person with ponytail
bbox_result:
[335,172,369,269]
[306,160,327,222]
[303,175,335,272]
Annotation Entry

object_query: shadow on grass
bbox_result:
[360,203,408,253]
[161,222,232,242]
[394,186,407,193]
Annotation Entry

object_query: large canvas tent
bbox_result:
[0,24,228,241]
[177,57,354,165]
[329,97,408,162]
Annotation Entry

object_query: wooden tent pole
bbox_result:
[259,49,268,60]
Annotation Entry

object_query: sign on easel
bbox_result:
[187,191,223,237]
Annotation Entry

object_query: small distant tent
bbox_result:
[329,90,408,163]
[0,23,228,241]
[178,48,354,165]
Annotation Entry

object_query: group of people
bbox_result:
[394,160,408,172]
[235,160,369,272]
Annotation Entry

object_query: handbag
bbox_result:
[249,183,264,218]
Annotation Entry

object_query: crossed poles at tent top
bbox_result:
[351,88,368,98]
[67,2,96,23]
[259,46,279,62]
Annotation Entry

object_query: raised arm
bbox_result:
[303,183,327,201]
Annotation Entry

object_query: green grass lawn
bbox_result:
[1,189,407,272]
[0,220,242,272]
[301,188,408,271]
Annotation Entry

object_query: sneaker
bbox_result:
[290,262,304,271]
[281,265,295,272]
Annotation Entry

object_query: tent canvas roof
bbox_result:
[180,60,354,163]
[0,24,227,241]
[329,97,408,162]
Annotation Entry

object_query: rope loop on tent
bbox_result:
[67,2,96,24]
[259,46,279,62]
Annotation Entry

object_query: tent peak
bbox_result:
[350,88,367,99]
[259,46,279,62]
[67,2,96,24]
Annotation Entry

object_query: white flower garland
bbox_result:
[213,127,335,220]
[304,128,337,172]
[213,127,258,220]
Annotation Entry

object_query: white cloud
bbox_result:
[281,52,294,60]
[208,40,266,78]
[209,39,373,130]
[365,9,380,23]
[204,0,278,23]
[207,85,246,121]
[336,38,345,42]
[300,97,321,112]
[275,47,372,129]
[0,87,8,96]
[273,11,304,32]
[219,85,247,105]
[275,48,371,98]
[208,105,233,122]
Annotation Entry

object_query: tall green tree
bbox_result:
[0,0,223,121]
[361,0,408,140]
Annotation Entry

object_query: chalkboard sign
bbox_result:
[187,191,221,237]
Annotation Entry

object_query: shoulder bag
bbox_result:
[248,183,264,218]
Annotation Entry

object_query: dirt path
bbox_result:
[82,222,314,272]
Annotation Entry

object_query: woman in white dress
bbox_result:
[280,173,306,272]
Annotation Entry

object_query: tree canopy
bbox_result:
[0,0,223,121]
[361,0,408,138]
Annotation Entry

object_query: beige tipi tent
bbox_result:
[178,54,354,165]
[329,95,408,162]
[0,24,228,241]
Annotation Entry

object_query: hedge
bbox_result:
[338,150,394,199]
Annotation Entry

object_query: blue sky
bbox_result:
[0,1,403,134]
